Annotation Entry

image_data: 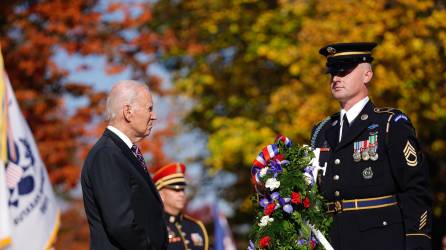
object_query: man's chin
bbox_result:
[332,92,347,102]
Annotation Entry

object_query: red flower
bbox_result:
[310,240,316,250]
[259,236,271,248]
[264,203,275,216]
[303,197,311,208]
[275,154,285,161]
[291,192,301,204]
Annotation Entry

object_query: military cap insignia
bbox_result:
[362,167,374,179]
[327,47,336,55]
[403,141,418,167]
[419,211,427,230]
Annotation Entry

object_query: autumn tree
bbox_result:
[0,0,174,248]
[145,0,446,247]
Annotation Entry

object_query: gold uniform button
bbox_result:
[334,191,340,196]
[333,175,339,181]
[334,159,341,165]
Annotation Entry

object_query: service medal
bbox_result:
[353,141,361,162]
[361,140,369,161]
[361,150,370,161]
[368,132,378,161]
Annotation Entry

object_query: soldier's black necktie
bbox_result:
[131,144,148,174]
[341,114,349,141]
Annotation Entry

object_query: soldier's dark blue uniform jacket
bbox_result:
[165,212,209,250]
[311,100,432,250]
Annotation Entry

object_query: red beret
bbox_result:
[152,162,186,190]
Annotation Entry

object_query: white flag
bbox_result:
[2,70,60,250]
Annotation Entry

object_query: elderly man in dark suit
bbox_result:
[81,80,168,250]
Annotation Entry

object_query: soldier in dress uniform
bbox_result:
[152,162,209,250]
[311,42,432,250]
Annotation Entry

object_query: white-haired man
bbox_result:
[81,80,167,250]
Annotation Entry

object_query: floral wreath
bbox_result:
[249,135,332,250]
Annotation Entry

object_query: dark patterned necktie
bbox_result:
[131,144,148,174]
[341,114,349,141]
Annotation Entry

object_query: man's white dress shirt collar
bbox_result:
[339,96,369,142]
[107,125,133,148]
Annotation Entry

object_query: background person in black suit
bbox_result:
[311,43,432,250]
[81,80,168,250]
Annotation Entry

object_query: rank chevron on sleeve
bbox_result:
[403,141,418,167]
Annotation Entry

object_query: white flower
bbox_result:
[259,167,268,177]
[265,178,280,191]
[258,215,274,227]
[304,172,314,185]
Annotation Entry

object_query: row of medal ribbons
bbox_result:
[353,132,378,162]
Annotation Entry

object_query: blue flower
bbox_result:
[283,204,293,213]
[248,240,255,250]
[259,198,269,208]
[269,160,283,177]
[271,192,280,200]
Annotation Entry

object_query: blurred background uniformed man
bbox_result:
[311,42,432,250]
[152,162,209,250]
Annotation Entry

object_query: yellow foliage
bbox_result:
[207,117,275,170]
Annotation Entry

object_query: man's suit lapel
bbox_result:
[104,129,162,202]
[336,101,374,151]
[325,114,340,150]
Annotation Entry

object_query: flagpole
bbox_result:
[0,43,7,162]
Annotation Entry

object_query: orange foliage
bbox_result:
[0,1,173,248]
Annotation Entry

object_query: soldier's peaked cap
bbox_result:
[152,162,186,191]
[319,42,377,74]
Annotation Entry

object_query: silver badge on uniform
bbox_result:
[362,167,373,179]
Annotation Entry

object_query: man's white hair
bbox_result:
[105,80,149,121]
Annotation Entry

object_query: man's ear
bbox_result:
[123,104,132,122]
[364,68,373,85]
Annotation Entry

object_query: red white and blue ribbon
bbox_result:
[251,135,292,187]
[275,135,292,148]
[252,144,279,168]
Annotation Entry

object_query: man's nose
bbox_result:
[332,75,342,82]
[151,111,157,120]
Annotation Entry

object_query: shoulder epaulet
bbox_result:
[374,107,411,132]
[184,214,209,250]
[310,114,337,149]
